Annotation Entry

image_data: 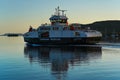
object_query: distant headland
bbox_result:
[0,33,23,37]
[81,20,120,41]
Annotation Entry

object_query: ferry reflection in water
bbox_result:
[24,45,102,80]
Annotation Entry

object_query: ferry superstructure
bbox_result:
[23,7,102,45]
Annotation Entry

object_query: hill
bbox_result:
[82,20,120,38]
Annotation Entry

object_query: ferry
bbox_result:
[23,7,102,45]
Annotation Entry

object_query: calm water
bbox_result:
[1,37,120,80]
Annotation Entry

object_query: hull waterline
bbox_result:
[24,37,102,45]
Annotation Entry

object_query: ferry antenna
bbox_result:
[55,6,67,16]
[59,10,67,16]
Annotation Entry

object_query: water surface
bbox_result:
[0,37,120,80]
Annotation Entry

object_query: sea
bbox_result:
[0,36,120,80]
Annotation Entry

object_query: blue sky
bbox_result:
[0,0,120,33]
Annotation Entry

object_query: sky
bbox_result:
[0,0,120,33]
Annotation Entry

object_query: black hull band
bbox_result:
[24,37,101,45]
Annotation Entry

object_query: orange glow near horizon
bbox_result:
[1,0,120,33]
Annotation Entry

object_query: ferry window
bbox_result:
[61,19,67,23]
[77,27,81,30]
[40,27,43,30]
[75,32,80,36]
[74,27,77,30]
[40,27,50,30]
[63,27,68,30]
[53,27,59,30]
[51,20,56,22]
